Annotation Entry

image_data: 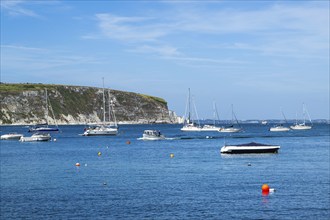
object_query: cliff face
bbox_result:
[0,83,176,125]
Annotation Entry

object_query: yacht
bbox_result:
[291,103,312,130]
[20,133,51,142]
[219,105,242,133]
[181,88,202,132]
[269,125,290,132]
[201,102,222,131]
[28,89,59,132]
[83,79,118,136]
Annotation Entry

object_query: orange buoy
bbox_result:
[262,184,270,192]
[126,140,131,145]
[75,162,80,167]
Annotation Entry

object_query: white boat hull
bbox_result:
[83,126,118,136]
[181,126,202,132]
[201,125,221,132]
[1,133,23,140]
[269,126,290,132]
[20,133,51,142]
[221,142,280,154]
[290,124,312,130]
[219,127,242,133]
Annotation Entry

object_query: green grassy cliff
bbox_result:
[0,83,172,125]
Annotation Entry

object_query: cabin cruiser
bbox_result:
[220,142,280,154]
[1,133,23,140]
[29,124,59,132]
[20,133,51,142]
[138,130,165,140]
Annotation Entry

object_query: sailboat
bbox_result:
[28,88,59,132]
[290,103,312,130]
[83,79,118,136]
[269,109,290,132]
[181,88,202,131]
[201,102,222,131]
[219,104,242,133]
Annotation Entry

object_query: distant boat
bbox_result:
[20,133,51,142]
[138,130,165,141]
[220,142,280,154]
[219,105,242,133]
[1,133,23,140]
[201,102,222,132]
[83,79,118,136]
[270,109,290,132]
[181,88,202,132]
[261,120,268,125]
[28,89,59,132]
[290,103,312,130]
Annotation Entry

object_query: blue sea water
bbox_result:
[1,124,329,219]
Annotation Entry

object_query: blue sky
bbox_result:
[1,0,329,120]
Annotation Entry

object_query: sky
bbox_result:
[1,0,329,120]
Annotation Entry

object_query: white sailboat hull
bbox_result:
[290,124,312,130]
[269,126,290,132]
[219,127,242,133]
[181,125,202,132]
[83,126,118,136]
[201,125,221,132]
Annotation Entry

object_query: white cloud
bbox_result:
[1,0,40,17]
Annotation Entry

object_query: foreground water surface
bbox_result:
[1,124,329,219]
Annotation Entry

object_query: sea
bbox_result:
[1,123,329,219]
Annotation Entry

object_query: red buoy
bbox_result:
[262,184,270,192]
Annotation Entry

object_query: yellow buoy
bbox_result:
[170,153,174,158]
[98,152,102,156]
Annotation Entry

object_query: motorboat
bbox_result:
[201,124,221,132]
[220,142,280,154]
[83,125,118,136]
[1,133,23,140]
[20,133,51,142]
[138,130,165,140]
[269,125,290,132]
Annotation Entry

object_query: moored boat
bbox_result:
[20,133,51,142]
[138,130,165,140]
[220,142,280,154]
[181,88,202,132]
[269,125,290,132]
[83,125,118,136]
[1,133,24,140]
[201,124,221,132]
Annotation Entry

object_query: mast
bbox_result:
[188,88,191,123]
[102,77,106,124]
[45,88,49,125]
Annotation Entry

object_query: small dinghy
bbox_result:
[220,142,280,154]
